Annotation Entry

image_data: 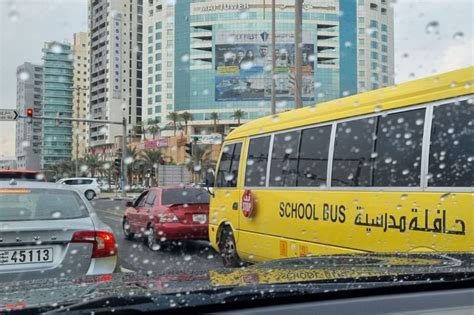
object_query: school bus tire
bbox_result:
[219,226,241,268]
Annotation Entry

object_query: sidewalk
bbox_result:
[97,192,140,200]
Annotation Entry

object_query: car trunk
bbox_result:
[0,217,96,281]
[168,204,209,225]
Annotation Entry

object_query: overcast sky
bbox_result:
[1,0,473,157]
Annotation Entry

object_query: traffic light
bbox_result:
[114,158,121,173]
[26,108,33,124]
[151,167,156,177]
[185,143,193,157]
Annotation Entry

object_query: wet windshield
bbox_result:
[0,0,472,313]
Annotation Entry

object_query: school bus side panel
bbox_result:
[237,190,473,262]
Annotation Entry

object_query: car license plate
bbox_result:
[192,214,207,224]
[0,248,53,265]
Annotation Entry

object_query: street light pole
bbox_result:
[295,0,303,109]
[121,117,128,198]
[72,85,87,177]
[271,0,276,115]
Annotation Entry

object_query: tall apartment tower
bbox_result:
[88,0,143,157]
[339,0,394,95]
[72,32,90,160]
[15,63,43,170]
[142,0,394,133]
[40,41,74,170]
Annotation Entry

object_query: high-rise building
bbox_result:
[72,32,90,160]
[40,41,74,170]
[15,63,43,170]
[143,0,394,134]
[88,0,143,157]
[354,0,394,92]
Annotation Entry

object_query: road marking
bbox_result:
[103,215,122,222]
[97,209,122,216]
[120,266,135,273]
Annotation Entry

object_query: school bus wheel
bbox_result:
[219,227,241,268]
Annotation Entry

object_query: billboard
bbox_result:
[215,31,315,102]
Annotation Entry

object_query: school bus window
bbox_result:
[269,130,300,187]
[245,136,271,187]
[428,100,473,187]
[332,117,376,187]
[373,109,425,187]
[297,125,331,187]
[228,143,242,187]
[216,143,242,188]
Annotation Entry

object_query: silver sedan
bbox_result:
[0,180,118,282]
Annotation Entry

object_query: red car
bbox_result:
[122,186,210,250]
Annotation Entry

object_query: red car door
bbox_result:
[136,189,157,229]
[127,190,148,232]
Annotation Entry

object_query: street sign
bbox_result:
[190,134,223,145]
[0,109,19,121]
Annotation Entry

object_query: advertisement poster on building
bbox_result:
[215,31,315,101]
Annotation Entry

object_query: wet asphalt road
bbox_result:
[90,199,223,275]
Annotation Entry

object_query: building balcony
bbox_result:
[44,69,73,76]
[191,31,212,40]
[44,62,74,70]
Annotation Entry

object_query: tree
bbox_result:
[232,109,245,125]
[84,154,101,178]
[186,144,214,182]
[167,112,180,136]
[210,112,219,133]
[147,125,160,139]
[125,146,141,185]
[179,111,193,135]
[146,118,161,140]
[141,149,163,186]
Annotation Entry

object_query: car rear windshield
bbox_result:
[161,188,210,205]
[0,172,43,181]
[0,188,89,221]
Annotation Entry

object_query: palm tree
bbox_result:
[186,144,214,182]
[167,112,180,136]
[232,109,245,125]
[210,112,219,133]
[179,111,193,135]
[84,154,101,177]
[141,149,163,186]
[125,146,141,185]
[146,118,161,140]
[147,125,160,139]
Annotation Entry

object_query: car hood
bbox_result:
[1,253,473,312]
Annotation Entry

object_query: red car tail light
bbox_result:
[71,231,117,258]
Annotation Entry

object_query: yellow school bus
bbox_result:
[209,67,474,267]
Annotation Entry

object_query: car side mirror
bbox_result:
[205,169,215,187]
[205,169,215,197]
[125,200,133,207]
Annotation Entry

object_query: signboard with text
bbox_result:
[0,109,19,121]
[191,134,223,145]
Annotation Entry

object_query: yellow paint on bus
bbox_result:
[209,67,474,265]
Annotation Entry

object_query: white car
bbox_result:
[57,177,101,200]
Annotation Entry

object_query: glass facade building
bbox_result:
[41,42,74,169]
[143,0,393,132]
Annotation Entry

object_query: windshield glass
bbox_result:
[0,188,89,221]
[0,0,472,313]
[162,188,210,205]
